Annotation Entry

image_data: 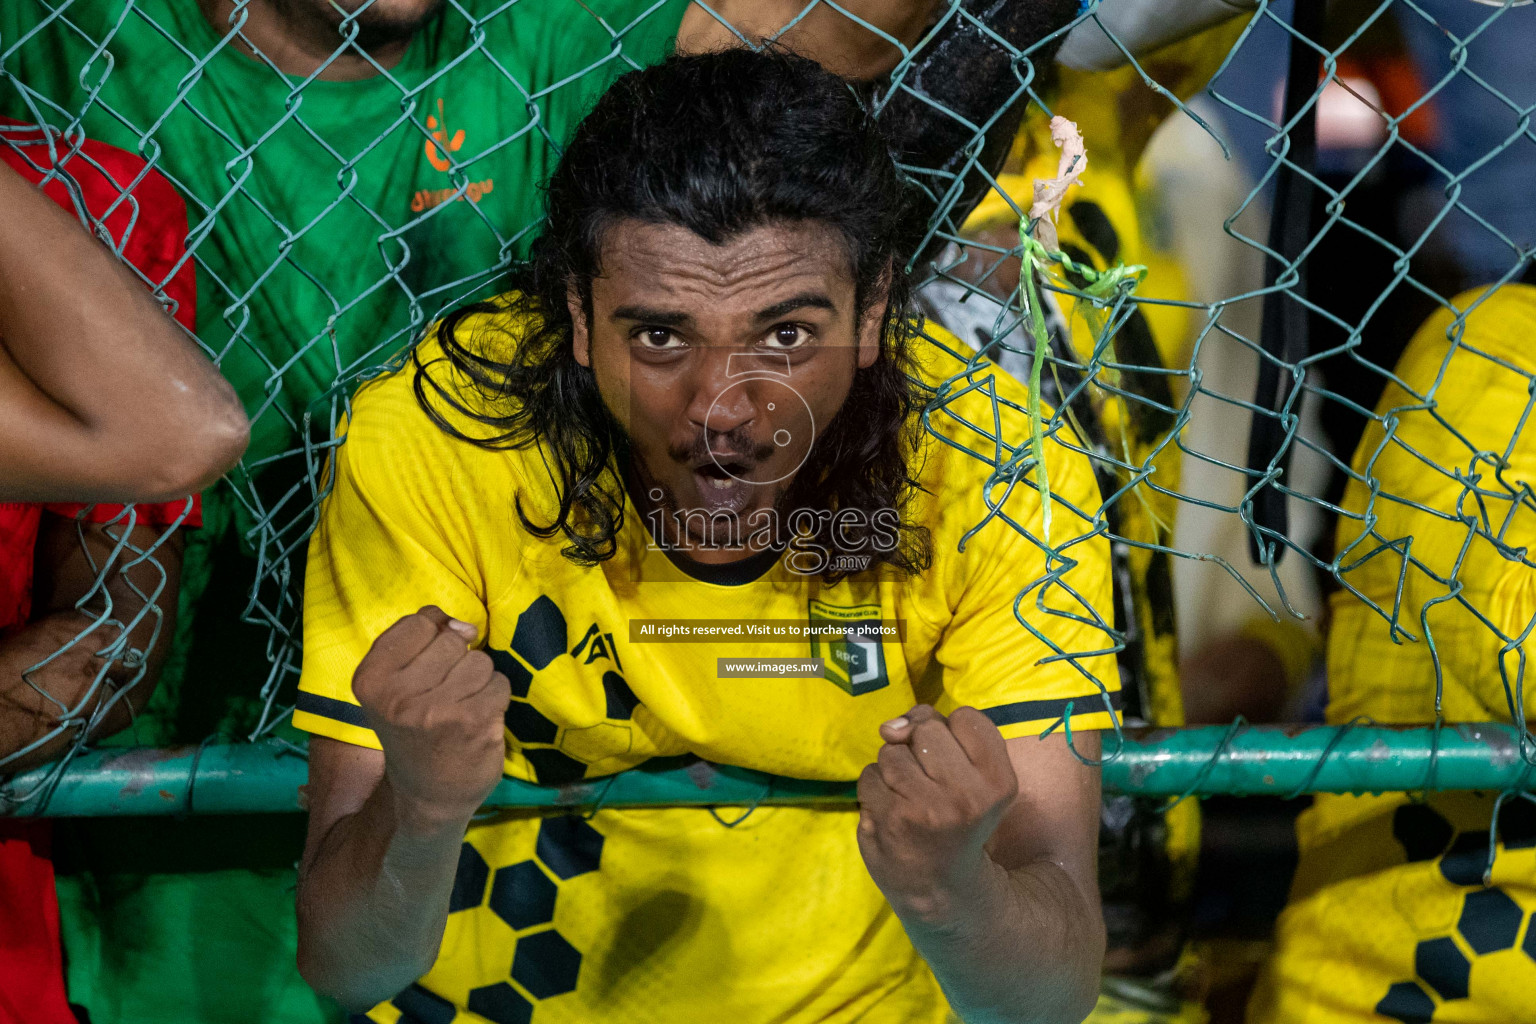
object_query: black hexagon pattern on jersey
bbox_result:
[1499,796,1536,849]
[467,981,534,1024]
[1380,885,1531,1022]
[512,929,583,999]
[511,596,566,670]
[1457,887,1523,954]
[1381,802,1535,1021]
[489,647,534,699]
[1394,804,1454,863]
[522,748,587,786]
[447,842,490,913]
[444,815,606,1015]
[1438,831,1492,886]
[486,596,565,701]
[463,596,633,1012]
[489,860,558,931]
[603,670,639,719]
[1414,937,1469,1001]
[1376,981,1435,1024]
[391,983,455,1024]
[536,814,605,879]
[488,595,643,785]
[504,698,559,745]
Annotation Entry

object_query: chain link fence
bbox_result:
[0,0,1532,839]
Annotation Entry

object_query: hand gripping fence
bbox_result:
[2,1,1536,869]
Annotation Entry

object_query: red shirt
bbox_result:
[0,118,205,629]
[0,501,202,632]
[0,121,201,1024]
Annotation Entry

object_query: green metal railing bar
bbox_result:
[4,723,1532,817]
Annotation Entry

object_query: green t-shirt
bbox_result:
[3,0,686,463]
[1,4,686,1022]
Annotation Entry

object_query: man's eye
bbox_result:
[763,325,811,350]
[636,328,682,349]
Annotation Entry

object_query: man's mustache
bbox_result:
[670,428,776,469]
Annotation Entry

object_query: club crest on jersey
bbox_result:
[807,599,889,696]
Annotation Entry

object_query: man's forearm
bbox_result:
[899,856,1105,1024]
[0,163,247,502]
[0,520,184,773]
[0,605,170,774]
[296,774,470,1011]
[0,612,115,771]
[881,0,1082,266]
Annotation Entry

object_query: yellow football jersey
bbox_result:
[1247,286,1536,1024]
[296,298,1119,1023]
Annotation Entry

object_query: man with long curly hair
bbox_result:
[293,48,1119,1024]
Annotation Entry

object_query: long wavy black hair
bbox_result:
[413,48,932,581]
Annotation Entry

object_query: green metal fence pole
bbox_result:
[3,723,1532,817]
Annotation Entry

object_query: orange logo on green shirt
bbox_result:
[425,97,465,172]
[411,98,495,213]
[410,178,494,213]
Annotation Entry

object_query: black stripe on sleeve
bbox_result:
[295,691,369,729]
[980,689,1124,728]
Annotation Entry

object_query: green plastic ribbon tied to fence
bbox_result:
[3,724,1532,817]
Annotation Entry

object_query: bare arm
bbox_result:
[0,512,185,773]
[297,737,464,1010]
[677,0,945,80]
[859,706,1105,1024]
[879,0,1083,266]
[296,607,509,1012]
[0,161,248,503]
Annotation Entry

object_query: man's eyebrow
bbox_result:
[609,294,837,327]
[610,305,693,327]
[753,293,837,323]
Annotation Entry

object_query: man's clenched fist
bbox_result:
[352,605,509,829]
[856,704,1019,922]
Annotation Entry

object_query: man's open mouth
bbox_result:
[695,460,749,487]
[690,460,755,515]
